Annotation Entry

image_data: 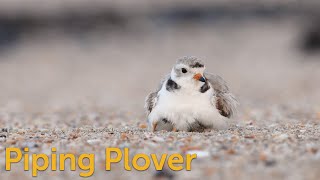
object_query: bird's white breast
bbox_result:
[148,82,226,131]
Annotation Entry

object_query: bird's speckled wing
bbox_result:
[144,74,170,115]
[204,72,239,118]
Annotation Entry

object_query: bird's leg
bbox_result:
[172,127,177,132]
[152,121,158,132]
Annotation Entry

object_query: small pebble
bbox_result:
[186,150,209,158]
[87,139,102,145]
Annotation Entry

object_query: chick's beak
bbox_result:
[193,73,206,82]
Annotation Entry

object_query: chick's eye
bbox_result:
[181,68,187,73]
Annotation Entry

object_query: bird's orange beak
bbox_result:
[193,73,206,82]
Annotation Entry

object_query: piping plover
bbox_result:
[145,56,238,132]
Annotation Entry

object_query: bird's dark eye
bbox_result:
[181,68,187,73]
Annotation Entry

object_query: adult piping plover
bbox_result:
[145,56,238,132]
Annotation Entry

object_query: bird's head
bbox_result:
[171,56,206,87]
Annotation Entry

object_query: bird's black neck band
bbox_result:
[200,81,210,93]
[166,78,181,92]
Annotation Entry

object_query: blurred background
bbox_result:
[0,0,320,113]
